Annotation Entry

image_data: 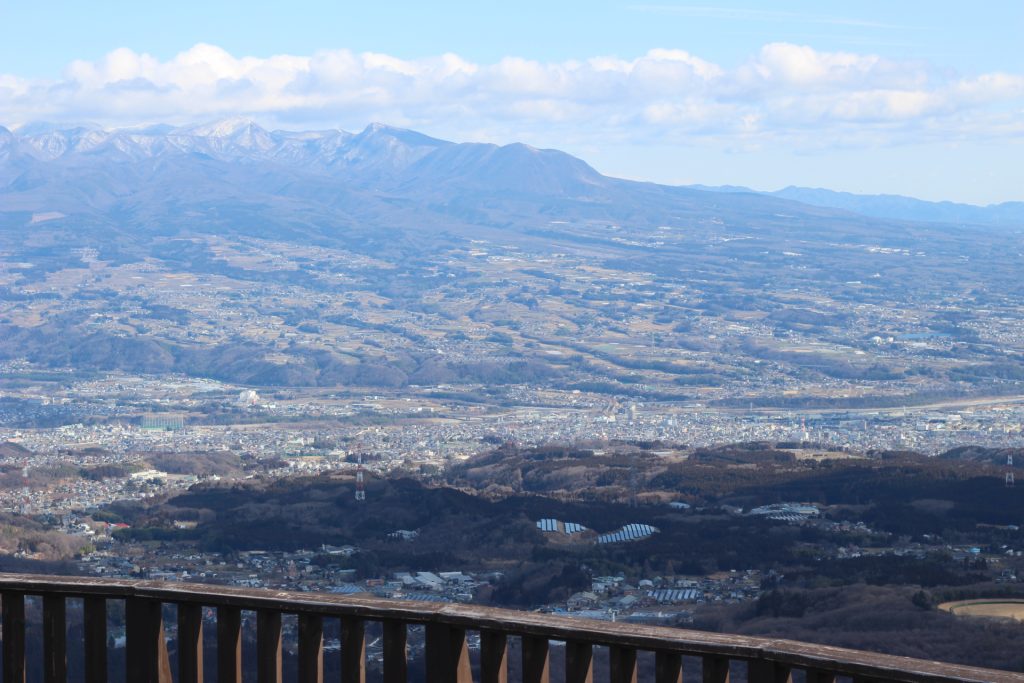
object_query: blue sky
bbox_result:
[1,1,1022,203]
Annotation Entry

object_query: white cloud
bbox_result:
[751,43,884,87]
[1,43,1021,150]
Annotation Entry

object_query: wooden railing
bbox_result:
[0,573,1020,683]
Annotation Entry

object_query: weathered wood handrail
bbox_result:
[0,572,1019,683]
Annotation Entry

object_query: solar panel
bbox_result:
[402,593,451,603]
[649,589,700,602]
[595,522,659,545]
[537,518,559,532]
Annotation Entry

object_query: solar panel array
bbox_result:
[649,589,700,602]
[537,519,586,534]
[597,523,657,544]
[400,593,450,603]
[769,514,806,523]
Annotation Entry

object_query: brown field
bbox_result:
[939,599,1024,621]
[791,449,865,461]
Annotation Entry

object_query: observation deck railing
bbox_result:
[0,573,1019,683]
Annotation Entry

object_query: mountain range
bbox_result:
[690,183,1024,228]
[0,118,1019,266]
[0,117,603,195]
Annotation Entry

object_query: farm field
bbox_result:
[939,600,1024,621]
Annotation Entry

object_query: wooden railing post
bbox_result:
[425,624,471,683]
[382,621,407,683]
[609,646,637,683]
[125,598,171,683]
[748,660,792,683]
[83,596,107,683]
[521,635,550,683]
[655,652,682,683]
[341,617,366,683]
[449,627,472,683]
[703,655,730,683]
[216,605,242,683]
[177,603,203,683]
[256,610,282,683]
[425,623,449,683]
[480,630,508,683]
[565,641,593,683]
[806,670,836,683]
[2,591,26,683]
[297,614,324,683]
[42,595,67,683]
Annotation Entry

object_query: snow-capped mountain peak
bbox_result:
[0,119,602,195]
[180,117,265,139]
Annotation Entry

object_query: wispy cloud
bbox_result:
[1,42,1020,151]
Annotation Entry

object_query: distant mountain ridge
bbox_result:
[1,118,1019,253]
[0,118,616,219]
[690,183,1024,228]
[1,119,1020,231]
[0,118,600,188]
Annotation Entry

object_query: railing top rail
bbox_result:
[0,573,1018,683]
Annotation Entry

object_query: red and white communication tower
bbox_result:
[1007,453,1015,488]
[355,453,366,501]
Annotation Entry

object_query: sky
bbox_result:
[1,1,1022,204]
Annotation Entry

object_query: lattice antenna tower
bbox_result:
[355,452,366,501]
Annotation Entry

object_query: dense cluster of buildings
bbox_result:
[558,570,763,624]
